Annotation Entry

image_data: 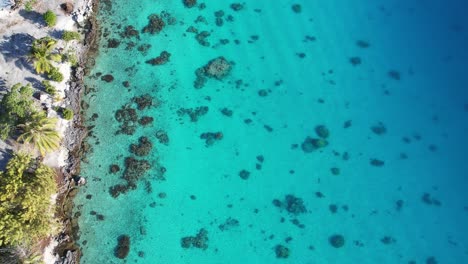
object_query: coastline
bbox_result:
[0,0,99,263]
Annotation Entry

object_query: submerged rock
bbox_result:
[204,57,232,80]
[329,234,345,248]
[181,228,208,250]
[132,94,154,110]
[275,244,290,258]
[200,132,223,146]
[183,0,197,8]
[273,194,307,215]
[114,235,130,259]
[301,137,328,152]
[130,137,153,157]
[146,51,171,66]
[155,130,170,145]
[101,74,114,82]
[142,14,165,34]
[177,106,209,122]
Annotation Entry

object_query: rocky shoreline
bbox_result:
[54,3,100,264]
[44,0,100,263]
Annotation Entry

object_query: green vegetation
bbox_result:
[61,107,74,120]
[24,0,37,12]
[62,31,81,42]
[42,80,57,96]
[0,153,57,246]
[63,50,78,67]
[17,112,60,156]
[43,10,57,27]
[0,83,35,139]
[29,37,57,74]
[47,67,64,82]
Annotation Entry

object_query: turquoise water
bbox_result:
[75,0,468,263]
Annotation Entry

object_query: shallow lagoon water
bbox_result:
[76,0,468,263]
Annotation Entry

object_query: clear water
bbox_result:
[75,0,468,263]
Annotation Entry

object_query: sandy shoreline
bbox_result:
[0,0,97,263]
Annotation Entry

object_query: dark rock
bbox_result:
[315,125,329,138]
[204,57,232,79]
[115,106,138,135]
[195,31,211,47]
[142,14,165,34]
[200,132,223,146]
[426,257,438,264]
[329,204,338,213]
[61,2,74,14]
[138,116,154,126]
[130,137,153,157]
[330,167,340,175]
[110,164,120,174]
[132,94,153,110]
[122,81,130,87]
[258,89,268,97]
[343,120,352,128]
[101,74,114,82]
[177,106,208,122]
[356,40,370,48]
[137,44,151,55]
[218,217,239,231]
[109,184,130,198]
[121,25,140,39]
[370,159,384,167]
[381,236,396,245]
[349,56,361,66]
[155,130,170,145]
[220,108,233,116]
[239,169,250,180]
[371,122,386,135]
[329,234,345,248]
[275,244,290,258]
[181,229,208,250]
[123,157,151,184]
[146,51,171,66]
[107,38,120,48]
[291,4,302,13]
[114,235,130,259]
[388,70,401,80]
[183,0,197,8]
[284,194,307,214]
[301,137,328,152]
[230,3,244,11]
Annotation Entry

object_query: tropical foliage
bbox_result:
[29,37,57,74]
[42,80,57,96]
[17,112,60,156]
[43,10,56,27]
[0,84,35,139]
[0,153,57,246]
[61,107,73,120]
[62,31,81,42]
[47,67,64,82]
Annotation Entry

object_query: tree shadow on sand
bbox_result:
[18,9,46,27]
[0,33,36,73]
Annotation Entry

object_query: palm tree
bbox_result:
[29,37,57,74]
[17,112,60,156]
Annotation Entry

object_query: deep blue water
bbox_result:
[75,0,468,263]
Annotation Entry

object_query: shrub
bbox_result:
[24,0,37,12]
[42,80,57,96]
[47,67,64,82]
[43,10,57,27]
[61,107,73,120]
[64,51,78,66]
[62,31,81,42]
